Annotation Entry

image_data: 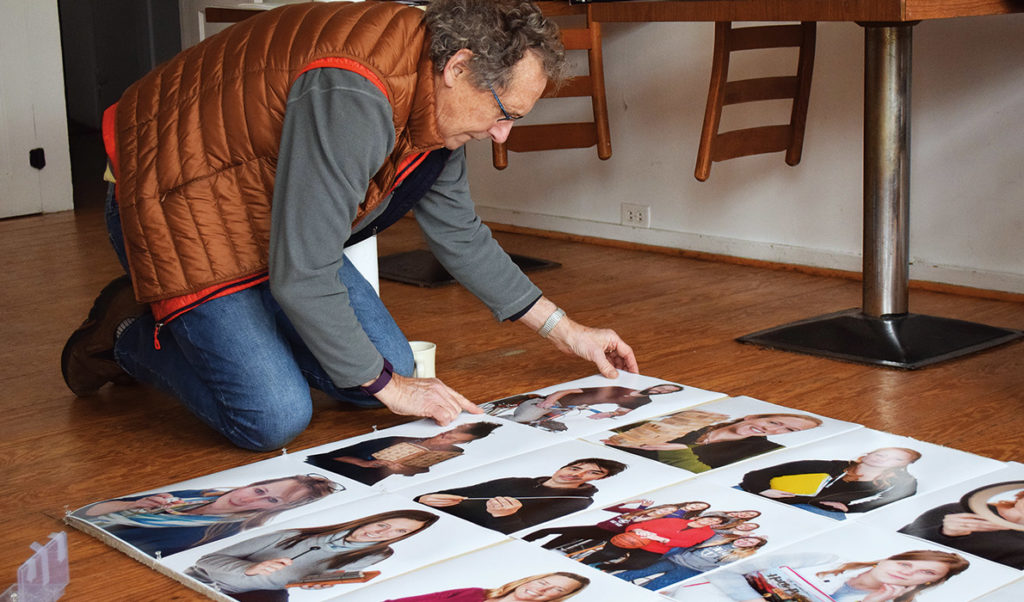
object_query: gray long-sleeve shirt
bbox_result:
[189,528,386,593]
[269,68,540,388]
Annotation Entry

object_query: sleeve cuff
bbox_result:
[506,294,542,322]
[359,358,394,396]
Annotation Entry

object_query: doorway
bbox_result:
[57,0,181,212]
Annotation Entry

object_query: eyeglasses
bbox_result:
[306,473,346,493]
[489,85,523,122]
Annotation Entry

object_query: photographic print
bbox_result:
[517,479,834,594]
[663,523,1019,601]
[162,493,507,601]
[581,396,860,476]
[67,454,365,559]
[299,414,553,492]
[705,429,1005,522]
[477,372,725,438]
[869,462,1024,570]
[395,439,690,536]
[335,539,668,601]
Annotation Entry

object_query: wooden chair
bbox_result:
[492,1,611,169]
[694,21,816,181]
[179,1,293,48]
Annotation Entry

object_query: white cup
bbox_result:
[409,341,437,378]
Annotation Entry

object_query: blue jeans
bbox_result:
[105,186,413,451]
[617,559,700,591]
[793,503,848,520]
[728,485,848,521]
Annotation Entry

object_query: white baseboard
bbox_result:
[476,206,1024,295]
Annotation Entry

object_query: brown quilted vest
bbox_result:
[106,1,443,303]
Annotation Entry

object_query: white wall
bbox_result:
[0,0,72,217]
[467,16,1024,294]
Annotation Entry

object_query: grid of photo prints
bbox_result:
[67,372,1024,602]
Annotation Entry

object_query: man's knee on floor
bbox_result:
[227,406,312,452]
[391,347,415,378]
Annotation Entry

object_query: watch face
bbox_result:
[961,480,1024,531]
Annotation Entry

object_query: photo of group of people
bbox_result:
[516,479,833,593]
[67,373,1024,601]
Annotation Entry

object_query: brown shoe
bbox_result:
[61,275,145,396]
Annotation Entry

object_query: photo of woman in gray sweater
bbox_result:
[187,509,438,601]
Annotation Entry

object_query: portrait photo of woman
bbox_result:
[186,509,438,601]
[72,474,340,557]
[604,412,824,473]
[738,447,921,518]
[330,537,671,602]
[382,571,590,602]
[705,549,969,602]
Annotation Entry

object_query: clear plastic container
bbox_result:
[0,532,69,602]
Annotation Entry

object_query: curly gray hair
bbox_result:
[423,0,565,91]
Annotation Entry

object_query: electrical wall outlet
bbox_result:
[621,203,650,228]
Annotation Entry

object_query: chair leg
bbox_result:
[695,21,816,181]
[695,22,731,182]
[493,140,509,170]
[490,5,611,168]
[786,22,817,166]
[589,16,612,160]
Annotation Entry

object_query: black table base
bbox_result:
[379,249,560,288]
[737,308,1023,369]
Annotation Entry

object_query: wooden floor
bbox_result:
[1,201,1021,599]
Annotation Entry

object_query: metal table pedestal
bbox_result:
[738,24,1023,369]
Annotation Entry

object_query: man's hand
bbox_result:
[244,558,292,576]
[485,496,523,517]
[416,493,466,507]
[863,583,914,602]
[521,297,639,378]
[541,389,583,407]
[332,456,379,468]
[373,373,482,425]
[84,493,180,516]
[941,512,1008,537]
[623,498,655,507]
[554,320,638,379]
[759,489,796,499]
